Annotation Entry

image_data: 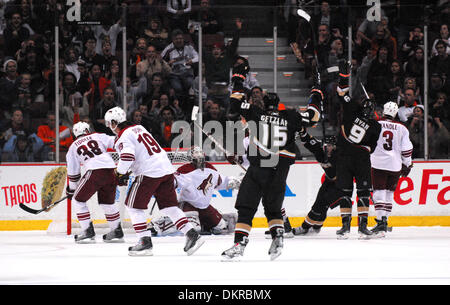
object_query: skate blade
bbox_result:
[358,233,373,240]
[284,232,294,239]
[186,238,205,256]
[336,233,349,240]
[128,249,153,256]
[75,238,96,244]
[221,254,242,262]
[103,238,125,243]
[371,232,386,239]
[269,249,282,261]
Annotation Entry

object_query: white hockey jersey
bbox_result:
[114,125,174,177]
[174,162,230,209]
[371,119,413,172]
[66,133,116,189]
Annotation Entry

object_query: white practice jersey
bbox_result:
[174,162,229,209]
[114,124,174,177]
[371,119,413,172]
[66,133,116,188]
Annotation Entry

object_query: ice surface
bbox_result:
[1,227,450,285]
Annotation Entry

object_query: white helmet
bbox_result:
[72,121,90,138]
[104,106,126,132]
[383,101,399,118]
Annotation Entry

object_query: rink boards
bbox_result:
[0,161,449,230]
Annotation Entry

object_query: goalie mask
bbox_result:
[72,121,90,138]
[189,146,206,169]
[104,106,126,134]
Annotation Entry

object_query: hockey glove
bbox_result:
[400,163,413,177]
[337,61,350,96]
[66,185,75,200]
[115,170,131,186]
[226,155,244,166]
[226,176,241,190]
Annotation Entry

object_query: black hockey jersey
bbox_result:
[231,94,303,168]
[301,133,337,181]
[337,95,381,157]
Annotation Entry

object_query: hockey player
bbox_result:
[221,91,305,261]
[150,146,240,236]
[104,106,205,256]
[370,101,413,237]
[293,132,343,235]
[65,121,123,244]
[335,66,382,239]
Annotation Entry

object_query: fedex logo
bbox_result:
[395,169,450,205]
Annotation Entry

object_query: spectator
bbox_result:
[428,117,450,159]
[159,105,176,147]
[404,47,425,88]
[136,44,172,80]
[430,92,450,130]
[112,75,148,118]
[141,17,169,52]
[366,45,392,105]
[429,73,450,101]
[248,86,265,110]
[92,12,123,56]
[80,35,105,71]
[191,62,208,105]
[161,28,199,100]
[190,0,223,35]
[166,0,191,33]
[0,59,19,118]
[87,64,111,112]
[130,38,148,73]
[398,88,420,122]
[3,12,30,58]
[64,47,81,81]
[99,40,118,74]
[312,1,343,37]
[145,72,172,102]
[1,108,31,147]
[386,60,405,101]
[36,112,73,161]
[429,40,450,80]
[370,23,397,61]
[356,12,388,46]
[407,105,425,158]
[202,100,226,128]
[92,87,117,135]
[2,134,45,162]
[400,26,424,61]
[203,18,242,108]
[399,77,422,104]
[15,72,46,119]
[431,24,450,56]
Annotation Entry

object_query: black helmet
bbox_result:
[263,92,280,111]
[324,135,337,145]
[360,99,374,119]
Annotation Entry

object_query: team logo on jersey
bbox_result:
[197,174,213,195]
[118,143,123,151]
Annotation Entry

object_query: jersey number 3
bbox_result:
[138,133,162,155]
[382,130,393,151]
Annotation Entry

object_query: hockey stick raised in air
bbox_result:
[19,196,68,215]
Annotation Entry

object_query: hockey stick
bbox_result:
[192,106,247,172]
[19,196,68,215]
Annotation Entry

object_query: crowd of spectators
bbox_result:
[0,0,448,162]
[289,0,449,158]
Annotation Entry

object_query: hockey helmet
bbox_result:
[104,106,126,133]
[72,121,90,138]
[263,92,280,111]
[383,101,399,118]
[360,98,374,119]
[189,146,206,169]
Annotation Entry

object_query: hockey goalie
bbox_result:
[149,147,240,236]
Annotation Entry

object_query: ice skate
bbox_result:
[371,216,388,238]
[336,216,351,240]
[74,222,96,244]
[184,228,205,255]
[358,216,373,240]
[128,236,153,256]
[264,218,294,239]
[268,228,284,261]
[102,224,124,243]
[221,236,248,261]
[293,225,321,236]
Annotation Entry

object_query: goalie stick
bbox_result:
[19,196,68,215]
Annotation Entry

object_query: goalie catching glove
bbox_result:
[115,170,131,186]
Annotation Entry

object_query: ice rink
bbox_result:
[1,227,450,285]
